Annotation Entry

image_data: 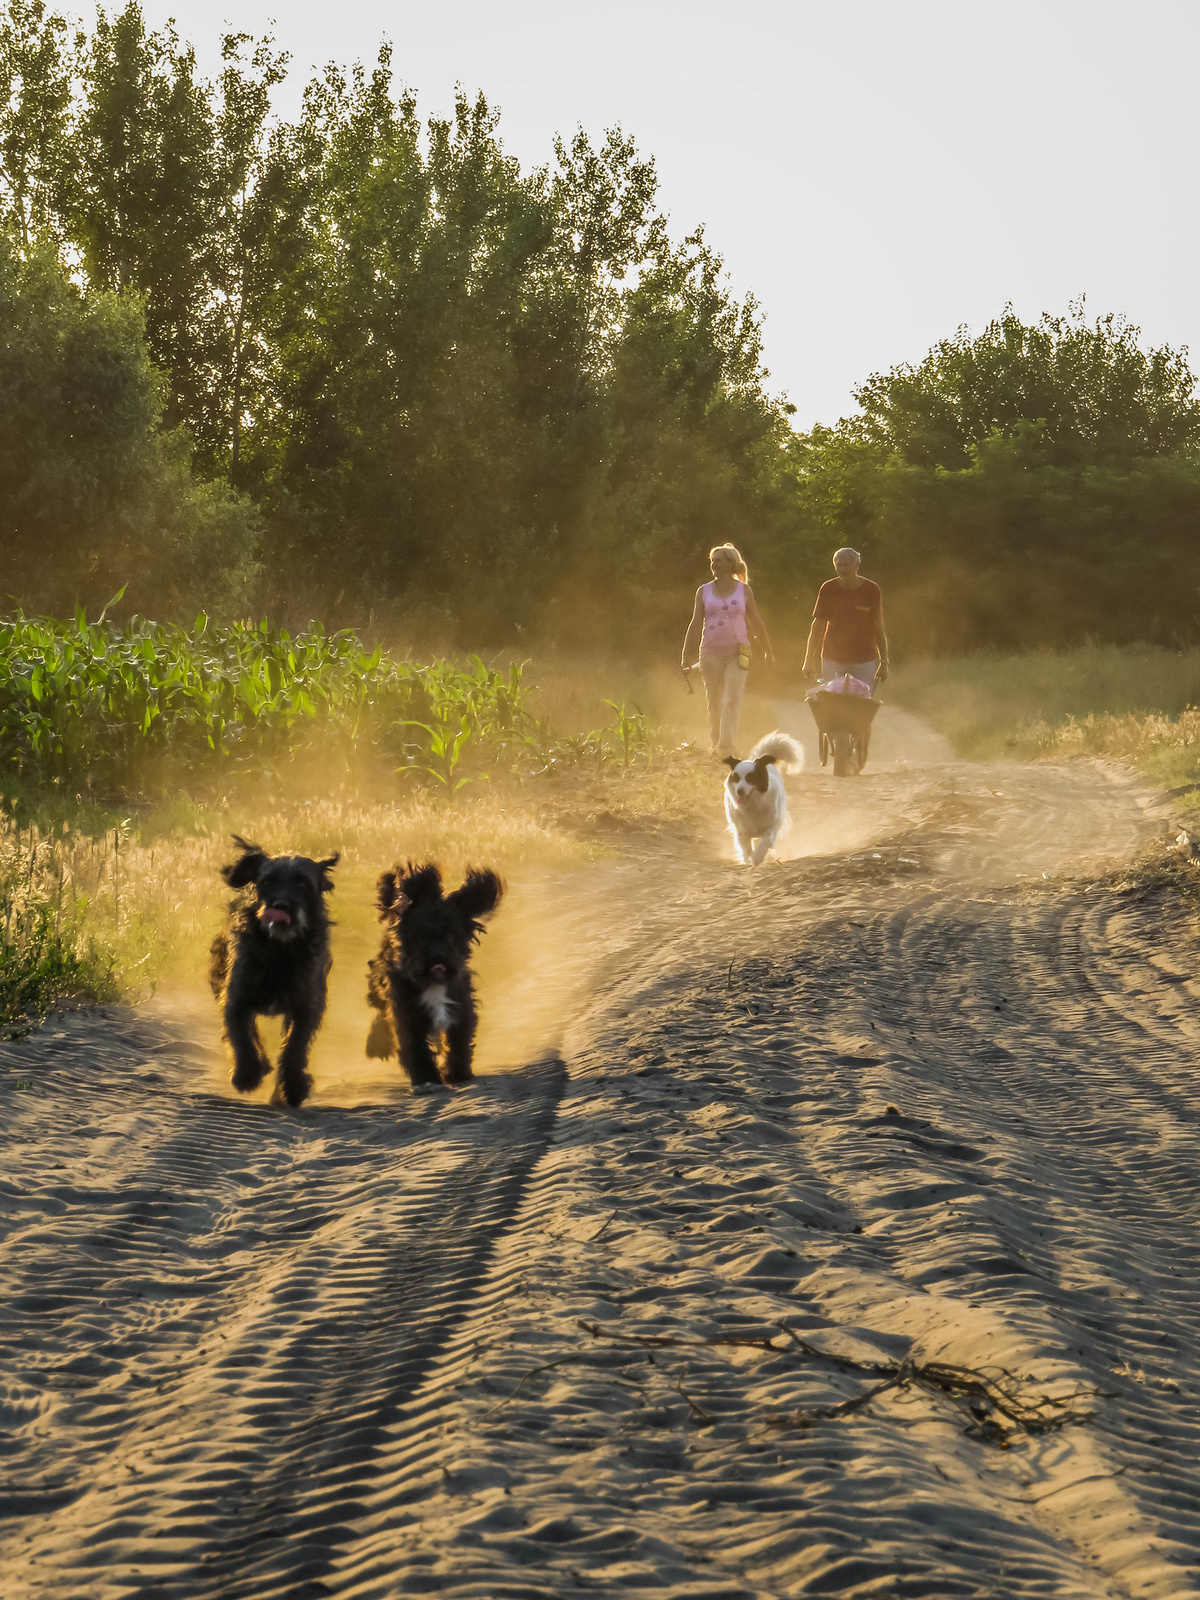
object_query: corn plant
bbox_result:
[530,701,652,773]
[399,710,478,792]
[603,700,650,767]
[0,611,541,797]
[1,607,664,803]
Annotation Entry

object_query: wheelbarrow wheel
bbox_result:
[819,731,831,767]
[832,728,856,777]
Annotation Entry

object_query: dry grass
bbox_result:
[890,644,1200,761]
[523,653,700,746]
[1,649,771,1027]
[0,784,590,1019]
[888,644,1200,808]
[2,741,725,1026]
[1015,707,1200,799]
[533,746,717,835]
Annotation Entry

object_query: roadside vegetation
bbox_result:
[0,787,574,1034]
[1,816,120,1030]
[0,609,724,1032]
[0,608,543,796]
[891,644,1200,794]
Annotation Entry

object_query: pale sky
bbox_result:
[137,0,1200,428]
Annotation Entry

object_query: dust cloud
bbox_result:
[144,700,957,1104]
[146,861,639,1107]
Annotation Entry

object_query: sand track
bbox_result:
[0,1026,562,1597]
[3,714,1200,1598]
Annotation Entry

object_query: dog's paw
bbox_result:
[365,1015,396,1059]
[409,1080,449,1097]
[275,1070,314,1108]
[230,1057,268,1093]
[283,1068,315,1107]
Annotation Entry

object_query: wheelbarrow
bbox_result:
[807,684,881,776]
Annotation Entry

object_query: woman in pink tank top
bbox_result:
[680,544,775,757]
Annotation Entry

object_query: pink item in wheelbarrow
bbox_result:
[826,673,873,698]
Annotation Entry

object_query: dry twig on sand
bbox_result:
[675,1365,715,1425]
[575,1320,1112,1440]
[484,1353,590,1417]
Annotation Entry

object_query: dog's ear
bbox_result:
[316,852,339,893]
[397,861,443,905]
[749,754,775,791]
[450,867,505,924]
[221,835,267,888]
[376,868,410,919]
[723,757,739,771]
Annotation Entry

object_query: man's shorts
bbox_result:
[821,659,876,689]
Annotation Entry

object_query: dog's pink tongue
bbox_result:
[260,907,291,926]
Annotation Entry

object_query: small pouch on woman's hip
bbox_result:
[737,643,751,670]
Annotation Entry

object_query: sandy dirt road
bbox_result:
[3,704,1200,1598]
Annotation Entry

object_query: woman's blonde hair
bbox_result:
[709,543,748,582]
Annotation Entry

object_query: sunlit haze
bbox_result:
[134,0,1200,427]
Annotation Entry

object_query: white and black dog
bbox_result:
[723,732,805,865]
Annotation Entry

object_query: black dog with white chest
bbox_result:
[365,861,504,1088]
[209,835,338,1107]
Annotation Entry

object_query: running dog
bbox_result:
[365,861,505,1089]
[723,731,804,865]
[209,836,338,1107]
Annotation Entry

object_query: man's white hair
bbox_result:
[833,546,860,562]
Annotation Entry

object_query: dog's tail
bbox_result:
[748,730,805,773]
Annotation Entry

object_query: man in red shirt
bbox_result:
[802,547,890,688]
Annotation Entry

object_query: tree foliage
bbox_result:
[851,303,1200,469]
[0,2,794,642]
[2,2,1200,656]
[0,0,73,248]
[0,231,258,616]
[788,307,1200,653]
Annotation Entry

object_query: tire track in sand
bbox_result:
[2,748,1196,1598]
[296,757,1200,1598]
[843,877,1200,1584]
[0,1011,563,1599]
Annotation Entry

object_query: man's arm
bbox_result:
[802,615,825,681]
[873,598,890,683]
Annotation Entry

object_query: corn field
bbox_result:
[0,611,656,1026]
[0,611,535,795]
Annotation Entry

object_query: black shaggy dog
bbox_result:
[365,861,504,1088]
[209,835,339,1107]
